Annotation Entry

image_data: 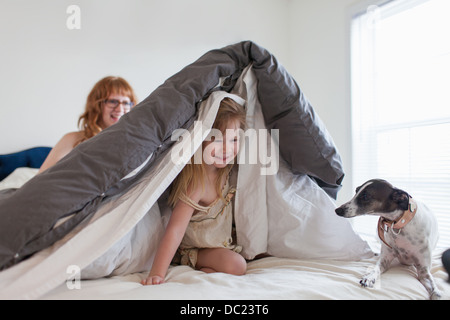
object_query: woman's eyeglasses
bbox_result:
[103,99,134,112]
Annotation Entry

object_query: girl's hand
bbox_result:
[142,198,195,287]
[141,275,165,286]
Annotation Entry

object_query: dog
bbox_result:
[335,179,441,300]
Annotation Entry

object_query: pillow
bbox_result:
[233,66,372,260]
[267,159,373,260]
[0,167,38,190]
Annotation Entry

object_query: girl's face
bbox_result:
[203,118,241,169]
[100,93,132,129]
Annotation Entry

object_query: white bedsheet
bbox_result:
[41,251,449,300]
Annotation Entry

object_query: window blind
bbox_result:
[350,0,450,249]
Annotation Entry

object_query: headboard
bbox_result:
[0,147,51,180]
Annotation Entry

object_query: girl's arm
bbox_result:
[141,194,198,285]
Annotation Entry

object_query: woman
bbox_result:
[39,76,137,173]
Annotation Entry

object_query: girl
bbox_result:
[142,97,247,285]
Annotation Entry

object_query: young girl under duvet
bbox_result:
[141,97,247,285]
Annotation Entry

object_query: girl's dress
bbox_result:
[177,178,241,268]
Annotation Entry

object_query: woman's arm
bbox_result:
[141,196,198,285]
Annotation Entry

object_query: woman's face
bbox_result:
[203,118,241,169]
[100,93,132,129]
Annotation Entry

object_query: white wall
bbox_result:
[1,0,360,202]
[288,0,360,203]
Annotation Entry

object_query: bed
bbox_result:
[1,167,449,300]
[0,41,448,300]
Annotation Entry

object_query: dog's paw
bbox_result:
[360,276,376,288]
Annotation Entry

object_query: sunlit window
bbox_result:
[351,0,450,249]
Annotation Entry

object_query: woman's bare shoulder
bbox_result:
[38,131,84,173]
[55,131,86,153]
[60,131,84,144]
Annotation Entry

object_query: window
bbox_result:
[351,0,450,249]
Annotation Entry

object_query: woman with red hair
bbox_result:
[39,76,137,173]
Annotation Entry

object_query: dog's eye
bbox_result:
[361,192,369,201]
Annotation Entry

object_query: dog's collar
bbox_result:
[377,197,417,249]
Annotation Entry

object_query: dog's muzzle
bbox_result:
[335,207,346,217]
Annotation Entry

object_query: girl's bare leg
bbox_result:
[196,248,246,276]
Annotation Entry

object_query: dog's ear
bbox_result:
[391,189,410,211]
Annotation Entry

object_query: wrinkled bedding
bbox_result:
[41,253,449,300]
[0,41,346,271]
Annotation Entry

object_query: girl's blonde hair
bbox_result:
[168,97,246,208]
[76,76,138,146]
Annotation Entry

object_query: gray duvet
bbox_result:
[0,41,344,271]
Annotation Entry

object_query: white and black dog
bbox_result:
[335,179,442,300]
